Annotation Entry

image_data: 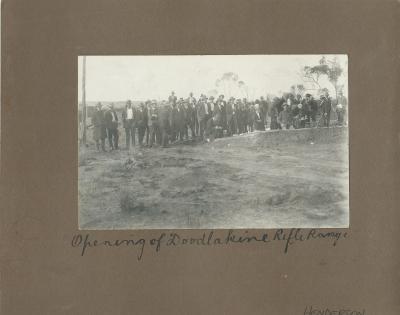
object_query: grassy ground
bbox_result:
[78,127,349,229]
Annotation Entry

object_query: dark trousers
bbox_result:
[198,117,207,139]
[138,124,146,145]
[95,139,106,151]
[226,116,234,136]
[107,127,119,149]
[337,111,344,125]
[171,123,179,141]
[323,112,331,127]
[161,128,169,147]
[254,121,265,131]
[194,117,199,137]
[149,123,159,147]
[237,116,245,133]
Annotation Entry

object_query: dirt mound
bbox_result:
[213,127,348,148]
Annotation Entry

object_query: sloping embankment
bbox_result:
[213,126,348,148]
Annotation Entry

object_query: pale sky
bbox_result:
[78,55,347,102]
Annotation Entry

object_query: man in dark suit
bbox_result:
[91,102,107,152]
[260,96,269,129]
[184,101,196,139]
[196,95,208,139]
[187,93,197,137]
[168,91,177,106]
[136,103,147,146]
[148,102,159,147]
[158,101,171,147]
[253,103,265,131]
[170,102,180,142]
[225,98,235,136]
[216,95,226,133]
[104,103,119,150]
[320,92,332,127]
[177,101,186,141]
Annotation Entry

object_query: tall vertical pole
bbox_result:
[82,56,87,145]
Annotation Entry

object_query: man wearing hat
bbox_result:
[320,92,332,127]
[168,91,177,106]
[303,94,318,127]
[91,102,107,152]
[148,102,159,147]
[104,103,119,150]
[253,103,265,131]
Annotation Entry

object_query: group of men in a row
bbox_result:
[89,90,347,151]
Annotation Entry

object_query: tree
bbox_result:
[216,72,239,98]
[325,57,343,101]
[238,80,249,98]
[301,56,344,101]
[301,66,323,90]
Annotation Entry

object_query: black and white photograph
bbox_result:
[78,55,349,229]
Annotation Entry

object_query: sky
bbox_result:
[78,55,348,103]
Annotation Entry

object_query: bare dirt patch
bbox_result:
[78,127,349,229]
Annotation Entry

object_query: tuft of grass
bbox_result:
[120,190,145,213]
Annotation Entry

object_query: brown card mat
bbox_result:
[1,1,399,314]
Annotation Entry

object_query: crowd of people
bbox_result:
[87,90,348,152]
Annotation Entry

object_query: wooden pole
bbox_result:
[82,56,87,145]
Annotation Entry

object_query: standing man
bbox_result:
[253,103,265,131]
[187,92,197,137]
[136,103,147,146]
[158,101,171,147]
[170,102,179,142]
[208,96,215,117]
[148,102,159,147]
[246,102,255,133]
[168,91,177,106]
[196,95,208,139]
[185,100,196,139]
[304,94,317,127]
[91,102,107,152]
[122,100,135,149]
[225,97,235,136]
[216,95,226,133]
[336,91,348,126]
[177,100,187,141]
[278,104,290,130]
[320,92,332,127]
[260,96,269,129]
[104,103,119,150]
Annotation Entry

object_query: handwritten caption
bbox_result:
[71,228,348,261]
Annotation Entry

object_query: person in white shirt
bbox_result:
[122,100,136,149]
